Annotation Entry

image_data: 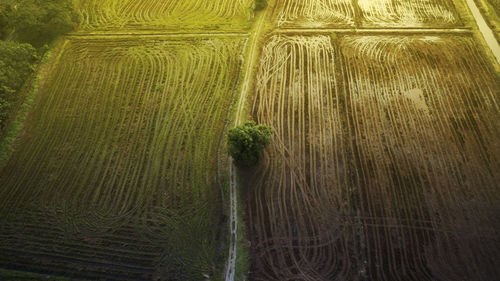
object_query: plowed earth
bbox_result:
[245,33,500,281]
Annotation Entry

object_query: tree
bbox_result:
[0,4,13,39]
[228,121,273,167]
[0,41,37,129]
[12,0,79,47]
[255,0,268,11]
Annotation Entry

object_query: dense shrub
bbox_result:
[0,4,13,39]
[0,0,77,131]
[228,121,273,167]
[0,41,37,129]
[255,0,268,11]
[12,0,79,47]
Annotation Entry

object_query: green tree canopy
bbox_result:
[0,4,13,40]
[255,0,268,11]
[12,0,79,47]
[228,121,273,167]
[0,40,37,129]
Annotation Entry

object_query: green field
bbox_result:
[77,0,255,31]
[0,36,245,280]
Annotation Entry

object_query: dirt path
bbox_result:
[465,0,500,64]
[224,8,269,281]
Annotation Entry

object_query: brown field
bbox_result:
[245,34,500,280]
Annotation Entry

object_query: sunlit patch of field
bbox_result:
[272,0,355,28]
[246,34,500,280]
[358,0,460,27]
[77,0,254,31]
[0,36,246,280]
[271,0,461,28]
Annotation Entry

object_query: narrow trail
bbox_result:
[224,8,269,281]
[465,0,500,64]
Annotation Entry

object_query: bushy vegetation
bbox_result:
[255,0,268,11]
[12,0,79,47]
[228,121,273,167]
[0,0,77,134]
[0,41,37,130]
[0,4,13,40]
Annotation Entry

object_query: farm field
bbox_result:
[358,0,460,27]
[246,34,500,280]
[272,0,355,28]
[0,36,246,280]
[272,0,461,28]
[1,0,500,280]
[77,0,254,31]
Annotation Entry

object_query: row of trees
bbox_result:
[0,0,78,131]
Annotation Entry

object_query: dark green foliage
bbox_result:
[0,40,37,129]
[228,121,273,167]
[0,0,75,131]
[255,0,268,11]
[12,0,79,47]
[0,4,13,39]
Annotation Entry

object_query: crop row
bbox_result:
[273,0,460,28]
[247,34,500,280]
[0,36,246,280]
[77,0,254,31]
[274,0,356,27]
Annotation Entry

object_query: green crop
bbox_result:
[0,36,246,280]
